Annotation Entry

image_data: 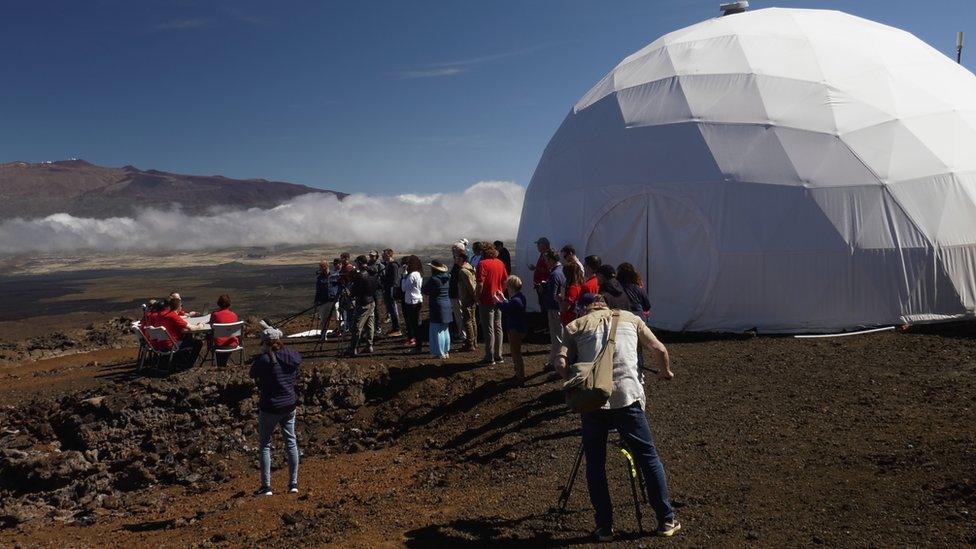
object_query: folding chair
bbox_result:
[144,326,189,372]
[133,328,151,370]
[200,321,245,367]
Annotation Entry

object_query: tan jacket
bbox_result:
[457,262,478,307]
[559,307,661,409]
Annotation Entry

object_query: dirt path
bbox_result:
[1,327,975,547]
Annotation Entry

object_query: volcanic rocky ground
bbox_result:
[0,260,974,547]
[0,321,974,547]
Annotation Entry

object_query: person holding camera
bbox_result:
[343,255,379,356]
[556,293,680,541]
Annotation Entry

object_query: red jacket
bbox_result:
[145,309,187,351]
[560,283,583,325]
[210,308,239,348]
[583,276,600,295]
[477,258,509,306]
[533,253,549,285]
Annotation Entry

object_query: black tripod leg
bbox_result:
[556,440,584,516]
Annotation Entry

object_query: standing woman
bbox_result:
[494,275,528,382]
[617,262,651,320]
[249,324,301,496]
[423,260,453,359]
[559,262,585,326]
[401,255,424,353]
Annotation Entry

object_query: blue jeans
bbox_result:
[581,401,674,528]
[429,322,451,357]
[258,409,299,488]
[384,288,401,332]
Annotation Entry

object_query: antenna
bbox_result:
[957,31,965,64]
[720,1,748,16]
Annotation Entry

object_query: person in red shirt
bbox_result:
[528,237,552,307]
[560,262,585,325]
[210,293,240,368]
[583,255,602,295]
[476,243,509,365]
[146,296,202,367]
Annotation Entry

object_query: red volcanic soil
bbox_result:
[1,319,974,547]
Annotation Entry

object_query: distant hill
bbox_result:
[0,159,345,219]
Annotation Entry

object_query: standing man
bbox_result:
[475,243,508,364]
[449,243,466,342]
[560,244,586,274]
[528,237,552,308]
[381,249,402,337]
[494,240,513,275]
[313,260,340,342]
[557,294,679,541]
[455,251,478,353]
[540,250,565,371]
[367,250,384,332]
[344,255,378,356]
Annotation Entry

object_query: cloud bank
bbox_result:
[0,181,525,254]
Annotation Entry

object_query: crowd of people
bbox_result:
[309,238,658,382]
[136,238,679,540]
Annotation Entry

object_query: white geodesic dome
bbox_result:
[515,7,976,333]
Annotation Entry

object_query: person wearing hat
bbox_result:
[249,323,302,497]
[528,237,552,307]
[422,260,453,358]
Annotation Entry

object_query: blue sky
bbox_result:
[1,0,973,194]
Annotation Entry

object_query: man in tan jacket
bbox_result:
[454,252,478,352]
[557,294,679,541]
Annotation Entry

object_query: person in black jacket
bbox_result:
[494,240,513,276]
[344,255,379,356]
[596,264,633,311]
[617,262,651,320]
[250,324,301,496]
[381,249,402,337]
[313,260,341,342]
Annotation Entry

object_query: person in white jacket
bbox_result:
[400,255,425,353]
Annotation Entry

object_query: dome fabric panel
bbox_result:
[516,8,976,332]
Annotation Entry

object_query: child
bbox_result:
[494,275,528,382]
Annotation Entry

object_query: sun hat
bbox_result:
[428,260,449,273]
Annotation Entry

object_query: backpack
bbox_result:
[562,312,620,413]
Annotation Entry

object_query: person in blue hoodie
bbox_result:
[250,324,301,496]
[422,260,453,359]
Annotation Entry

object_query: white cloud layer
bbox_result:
[0,181,525,254]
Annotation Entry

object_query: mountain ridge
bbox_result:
[0,159,345,219]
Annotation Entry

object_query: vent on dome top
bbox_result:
[720,1,748,15]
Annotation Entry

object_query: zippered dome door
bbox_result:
[585,192,717,331]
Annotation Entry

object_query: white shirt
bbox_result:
[401,271,423,305]
[561,256,584,278]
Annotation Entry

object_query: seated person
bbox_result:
[146,296,203,366]
[210,293,240,367]
[169,292,200,317]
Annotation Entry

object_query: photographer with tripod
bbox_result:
[557,293,680,541]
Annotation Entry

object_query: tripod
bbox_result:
[553,432,649,535]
